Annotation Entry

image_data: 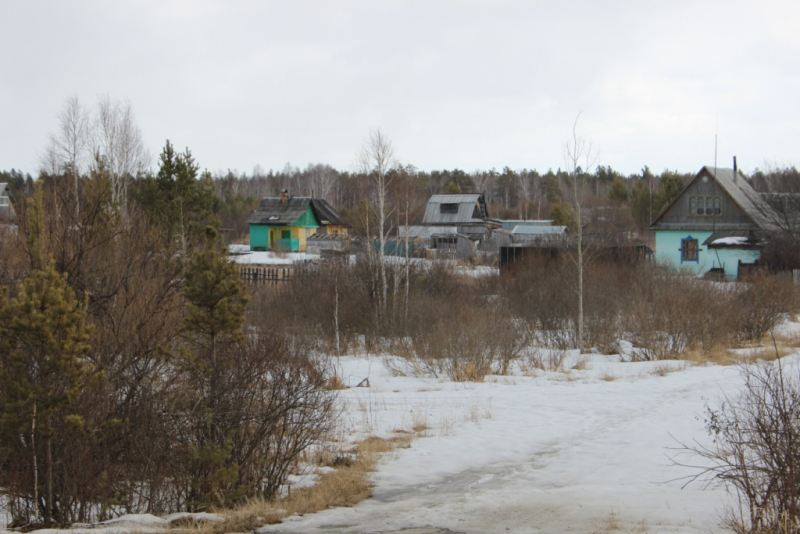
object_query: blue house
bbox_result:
[649,165,777,279]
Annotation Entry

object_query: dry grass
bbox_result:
[174,435,412,534]
[598,371,617,382]
[325,375,347,390]
[592,510,621,533]
[649,362,687,377]
[571,358,590,371]
[680,346,738,366]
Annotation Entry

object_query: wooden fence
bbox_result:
[238,265,296,285]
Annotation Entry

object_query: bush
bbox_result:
[683,362,800,533]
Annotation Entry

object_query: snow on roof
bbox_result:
[711,236,749,246]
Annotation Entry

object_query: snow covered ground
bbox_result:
[264,351,776,534]
[21,330,800,534]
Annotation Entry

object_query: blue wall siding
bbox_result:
[654,230,760,279]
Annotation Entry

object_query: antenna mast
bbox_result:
[714,115,718,177]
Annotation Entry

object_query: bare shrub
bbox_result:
[681,361,800,533]
[402,294,525,381]
[502,254,576,349]
[627,269,736,360]
[734,272,800,342]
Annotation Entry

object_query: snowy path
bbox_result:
[263,355,751,534]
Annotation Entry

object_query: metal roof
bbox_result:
[511,225,568,235]
[310,198,350,226]
[704,167,777,229]
[399,225,457,239]
[247,197,313,225]
[422,194,488,225]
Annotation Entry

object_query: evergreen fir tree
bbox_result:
[176,225,250,510]
[181,226,249,363]
[0,258,97,524]
[607,176,630,203]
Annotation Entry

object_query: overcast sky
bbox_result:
[1,1,799,177]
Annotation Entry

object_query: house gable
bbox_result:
[650,167,770,232]
[422,194,488,225]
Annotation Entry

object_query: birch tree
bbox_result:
[95,95,150,207]
[357,130,398,312]
[563,114,598,353]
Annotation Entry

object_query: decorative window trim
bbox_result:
[680,236,699,262]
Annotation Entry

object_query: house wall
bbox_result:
[250,225,270,251]
[654,230,760,279]
[317,224,349,236]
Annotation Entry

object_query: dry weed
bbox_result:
[680,346,737,366]
[598,372,617,382]
[325,375,347,390]
[176,435,411,534]
[649,362,686,377]
[571,358,590,371]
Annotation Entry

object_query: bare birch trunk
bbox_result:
[32,401,39,521]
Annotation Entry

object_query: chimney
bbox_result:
[733,156,738,183]
[281,189,289,204]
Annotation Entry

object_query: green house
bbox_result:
[247,194,320,252]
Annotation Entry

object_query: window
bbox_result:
[281,229,291,239]
[707,197,721,215]
[440,203,459,214]
[680,237,698,262]
[689,196,721,216]
[0,196,7,206]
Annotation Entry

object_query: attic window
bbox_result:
[690,196,721,216]
[440,203,459,214]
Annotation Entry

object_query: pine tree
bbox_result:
[176,225,250,510]
[181,226,249,363]
[0,258,97,524]
[607,176,629,203]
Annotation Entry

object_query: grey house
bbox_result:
[0,183,17,224]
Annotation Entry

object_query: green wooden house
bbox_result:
[247,192,350,252]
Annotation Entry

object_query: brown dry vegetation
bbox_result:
[172,434,415,534]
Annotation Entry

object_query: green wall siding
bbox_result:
[654,230,760,279]
[297,205,319,227]
[250,225,269,251]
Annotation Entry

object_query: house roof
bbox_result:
[248,196,314,225]
[399,225,457,239]
[422,194,488,225]
[511,225,568,235]
[310,198,350,226]
[649,166,778,231]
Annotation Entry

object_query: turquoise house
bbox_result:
[649,165,776,279]
[247,193,320,252]
[247,191,350,252]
